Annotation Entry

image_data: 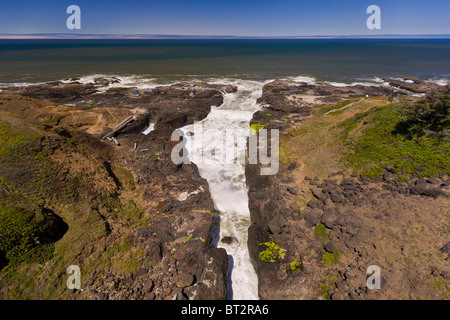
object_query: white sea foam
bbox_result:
[63,74,162,92]
[181,79,266,300]
[325,80,382,87]
[428,78,449,86]
[0,81,45,90]
[284,75,316,84]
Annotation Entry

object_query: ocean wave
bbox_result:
[283,75,316,84]
[1,73,448,94]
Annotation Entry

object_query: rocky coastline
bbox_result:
[0,76,448,300]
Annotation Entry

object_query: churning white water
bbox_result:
[181,80,265,300]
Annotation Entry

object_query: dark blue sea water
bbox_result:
[0,39,449,85]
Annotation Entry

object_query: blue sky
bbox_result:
[0,0,449,36]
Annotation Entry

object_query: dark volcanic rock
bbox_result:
[410,179,447,198]
[382,77,440,94]
[321,206,340,229]
[324,240,339,253]
[440,242,450,260]
[186,248,229,300]
[304,209,323,227]
[221,236,237,244]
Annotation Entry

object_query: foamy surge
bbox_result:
[181,79,266,300]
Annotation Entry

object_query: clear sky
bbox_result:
[0,0,449,36]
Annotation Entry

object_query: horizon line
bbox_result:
[0,33,450,40]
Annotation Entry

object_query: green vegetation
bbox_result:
[259,235,286,262]
[289,260,303,273]
[320,282,335,300]
[83,102,97,111]
[322,249,342,265]
[191,209,215,216]
[121,199,146,225]
[0,109,150,299]
[341,99,449,179]
[250,121,269,135]
[314,223,328,239]
[398,88,449,138]
[0,206,54,267]
[95,236,146,274]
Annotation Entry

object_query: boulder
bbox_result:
[330,190,345,204]
[221,236,237,244]
[304,209,323,227]
[324,240,339,253]
[193,248,229,300]
[321,207,339,229]
[385,165,397,173]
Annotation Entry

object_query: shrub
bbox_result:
[289,261,303,273]
[397,86,450,138]
[259,235,286,262]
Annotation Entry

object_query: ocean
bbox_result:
[0,39,449,86]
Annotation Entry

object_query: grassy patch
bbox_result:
[0,118,40,159]
[279,89,449,181]
[322,249,342,265]
[0,206,54,267]
[341,103,450,179]
[314,223,328,239]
